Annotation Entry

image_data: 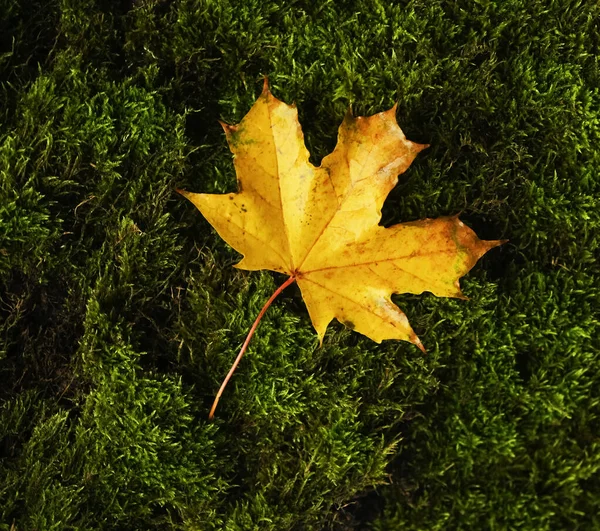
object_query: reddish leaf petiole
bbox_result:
[208,275,297,420]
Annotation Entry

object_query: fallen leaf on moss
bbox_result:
[178,78,507,417]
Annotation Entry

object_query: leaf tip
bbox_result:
[218,119,236,135]
[486,238,509,251]
[412,334,427,354]
[262,75,270,95]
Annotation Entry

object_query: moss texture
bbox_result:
[1,0,599,529]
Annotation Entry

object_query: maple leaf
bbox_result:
[178,78,507,418]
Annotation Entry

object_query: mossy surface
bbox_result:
[1,0,599,529]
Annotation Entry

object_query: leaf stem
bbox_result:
[208,275,297,420]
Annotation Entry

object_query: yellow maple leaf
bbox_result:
[178,79,507,418]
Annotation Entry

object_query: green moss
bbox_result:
[1,0,599,529]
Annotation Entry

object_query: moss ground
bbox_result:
[1,0,599,529]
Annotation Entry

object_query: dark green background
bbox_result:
[1,0,598,529]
